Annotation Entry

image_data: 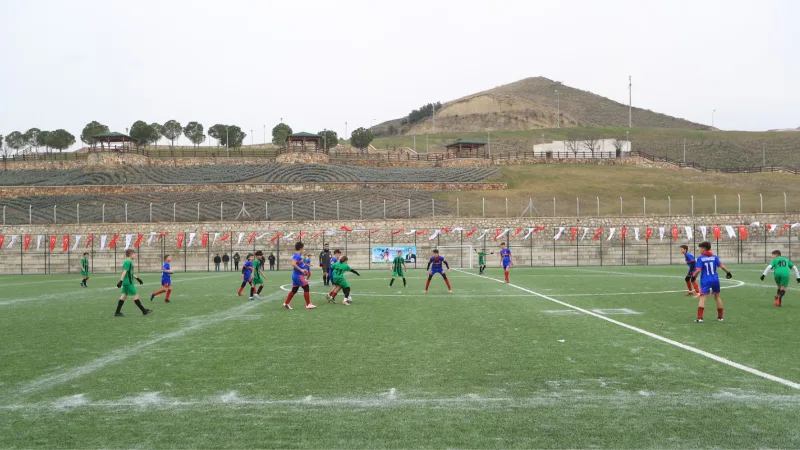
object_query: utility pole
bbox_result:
[628,75,632,128]
[556,89,560,128]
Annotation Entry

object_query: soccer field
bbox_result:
[2,265,800,449]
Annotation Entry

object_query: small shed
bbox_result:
[91,132,139,150]
[286,132,323,153]
[446,139,488,158]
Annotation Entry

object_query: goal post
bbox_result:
[436,245,474,269]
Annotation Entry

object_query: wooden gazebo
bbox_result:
[286,132,323,153]
[445,139,487,158]
[91,132,139,151]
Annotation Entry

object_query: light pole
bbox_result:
[712,109,716,129]
[345,122,348,142]
[555,90,560,128]
[371,118,376,129]
[250,130,253,146]
[626,131,630,152]
[263,125,266,145]
[323,128,327,152]
[225,126,229,156]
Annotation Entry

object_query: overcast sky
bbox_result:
[1,0,797,149]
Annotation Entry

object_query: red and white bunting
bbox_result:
[659,227,665,241]
[779,224,791,236]
[607,228,616,241]
[187,232,196,247]
[146,232,157,246]
[124,234,134,250]
[340,225,353,232]
[738,225,748,240]
[621,227,628,242]
[699,226,708,239]
[494,228,510,241]
[684,226,693,240]
[634,228,640,241]
[270,232,282,243]
[404,229,416,235]
[62,235,69,252]
[593,228,604,240]
[429,229,441,241]
[569,227,578,243]
[645,227,653,242]
[85,235,93,249]
[36,235,43,250]
[177,233,184,248]
[474,229,489,240]
[0,235,4,249]
[311,231,324,239]
[100,235,108,251]
[237,232,245,245]
[464,228,478,238]
[391,228,404,235]
[7,235,18,249]
[553,227,566,240]
[724,225,736,239]
[522,228,535,240]
[72,235,83,251]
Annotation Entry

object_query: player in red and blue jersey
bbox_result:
[237,254,254,297]
[680,245,700,297]
[500,242,512,283]
[283,242,316,310]
[425,249,452,293]
[150,254,174,303]
[691,241,733,323]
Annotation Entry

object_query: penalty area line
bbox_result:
[455,269,800,390]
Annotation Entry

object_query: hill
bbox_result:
[374,77,709,135]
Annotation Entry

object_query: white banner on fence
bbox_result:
[37,235,43,250]
[124,234,133,250]
[553,227,565,240]
[429,230,441,241]
[496,228,510,241]
[237,232,244,245]
[522,228,534,240]
[607,228,616,241]
[581,227,590,241]
[725,226,736,239]
[700,226,707,239]
[100,235,108,251]
[146,232,157,246]
[659,227,665,241]
[72,235,82,251]
[634,228,640,241]
[405,230,416,235]
[7,235,18,249]
[684,226,693,240]
[188,232,196,247]
[475,229,489,241]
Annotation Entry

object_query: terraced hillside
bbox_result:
[0,191,450,224]
[634,139,800,169]
[0,164,499,186]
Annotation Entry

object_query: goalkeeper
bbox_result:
[114,249,152,317]
[760,250,800,307]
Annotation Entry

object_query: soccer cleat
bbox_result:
[306,304,317,310]
[342,300,350,306]
[253,294,260,300]
[775,297,782,307]
[164,299,171,303]
[448,290,453,293]
[114,312,124,317]
[282,303,292,310]
[695,319,704,323]
[693,294,701,298]
[150,293,155,302]
[424,290,428,294]
[684,291,693,296]
[143,309,153,316]
[248,297,254,301]
[717,318,724,322]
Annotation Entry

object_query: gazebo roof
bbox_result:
[92,132,139,142]
[287,132,320,139]
[445,139,487,148]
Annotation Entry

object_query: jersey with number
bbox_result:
[770,256,794,277]
[332,262,351,281]
[696,253,722,284]
[292,253,305,275]
[161,262,171,285]
[242,260,253,281]
[392,256,404,273]
[429,256,446,273]
[253,259,263,282]
[500,248,511,263]
[81,257,89,272]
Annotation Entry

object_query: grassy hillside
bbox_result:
[434,165,800,217]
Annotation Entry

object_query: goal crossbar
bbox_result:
[436,245,474,269]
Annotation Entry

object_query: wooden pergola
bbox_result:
[91,132,139,150]
[445,139,488,158]
[286,132,323,153]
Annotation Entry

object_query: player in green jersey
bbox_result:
[761,250,800,307]
[80,252,90,287]
[326,255,360,305]
[251,250,266,300]
[115,249,151,317]
[473,248,492,274]
[389,250,407,287]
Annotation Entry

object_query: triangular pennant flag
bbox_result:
[340,225,353,232]
[201,233,209,247]
[700,226,708,239]
[405,229,417,235]
[72,235,82,251]
[792,223,800,228]
[177,233,184,249]
[85,235,93,249]
[124,234,134,250]
[684,226,693,240]
[534,225,546,233]
[108,234,119,249]
[146,232,157,246]
[737,225,748,240]
[593,228,604,240]
[270,232,282,243]
[441,227,452,233]
[464,228,478,238]
[133,234,143,249]
[311,231,324,239]
[621,227,628,242]
[429,230,441,241]
[513,227,523,238]
[778,224,790,236]
[62,235,69,252]
[247,232,257,244]
[297,231,308,241]
[391,228,404,236]
[569,227,578,243]
[8,235,18,249]
[0,235,4,249]
[100,235,108,251]
[671,226,679,241]
[36,235,42,250]
[580,227,589,241]
[187,232,196,247]
[416,229,427,235]
[475,229,489,240]
[634,228,640,241]
[713,226,721,239]
[212,232,220,245]
[220,232,231,242]
[725,225,736,239]
[493,228,503,241]
[522,228,535,240]
[766,224,776,232]
[282,232,295,241]
[237,232,244,245]
[607,228,616,241]
[645,227,653,242]
[553,227,566,240]
[659,227,665,241]
[256,232,269,240]
[494,228,510,241]
[326,230,337,236]
[452,227,465,232]
[365,229,380,236]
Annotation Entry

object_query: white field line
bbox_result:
[0,275,119,287]
[3,388,800,412]
[0,273,231,306]
[575,268,782,290]
[456,269,800,390]
[6,290,283,399]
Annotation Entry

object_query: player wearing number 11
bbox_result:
[692,241,732,323]
[760,250,800,307]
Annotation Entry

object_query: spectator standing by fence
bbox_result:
[222,253,230,271]
[233,253,240,271]
[268,253,276,271]
[213,254,221,271]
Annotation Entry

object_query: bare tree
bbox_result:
[583,134,600,157]
[565,133,581,156]
[612,138,626,158]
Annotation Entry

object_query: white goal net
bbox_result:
[436,245,474,269]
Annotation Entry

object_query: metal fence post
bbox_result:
[336,200,339,220]
[408,199,411,218]
[53,205,57,224]
[597,197,599,216]
[668,196,671,215]
[150,203,153,222]
[643,197,646,216]
[313,200,316,221]
[759,193,763,213]
[77,204,80,225]
[577,197,580,217]
[172,203,175,222]
[125,203,128,223]
[714,195,717,214]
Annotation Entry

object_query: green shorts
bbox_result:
[121,284,137,296]
[774,274,790,287]
[333,278,349,289]
[81,271,89,277]
[253,277,264,285]
[392,270,404,278]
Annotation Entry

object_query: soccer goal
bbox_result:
[436,245,474,269]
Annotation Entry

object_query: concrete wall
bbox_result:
[2,214,797,275]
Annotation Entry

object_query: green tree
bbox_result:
[161,120,183,149]
[5,131,25,154]
[227,126,246,149]
[47,129,76,152]
[149,123,164,147]
[317,130,338,151]
[272,123,293,146]
[36,130,51,153]
[183,121,205,148]
[350,127,374,152]
[208,124,226,147]
[23,128,42,153]
[129,121,154,147]
[81,121,109,146]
